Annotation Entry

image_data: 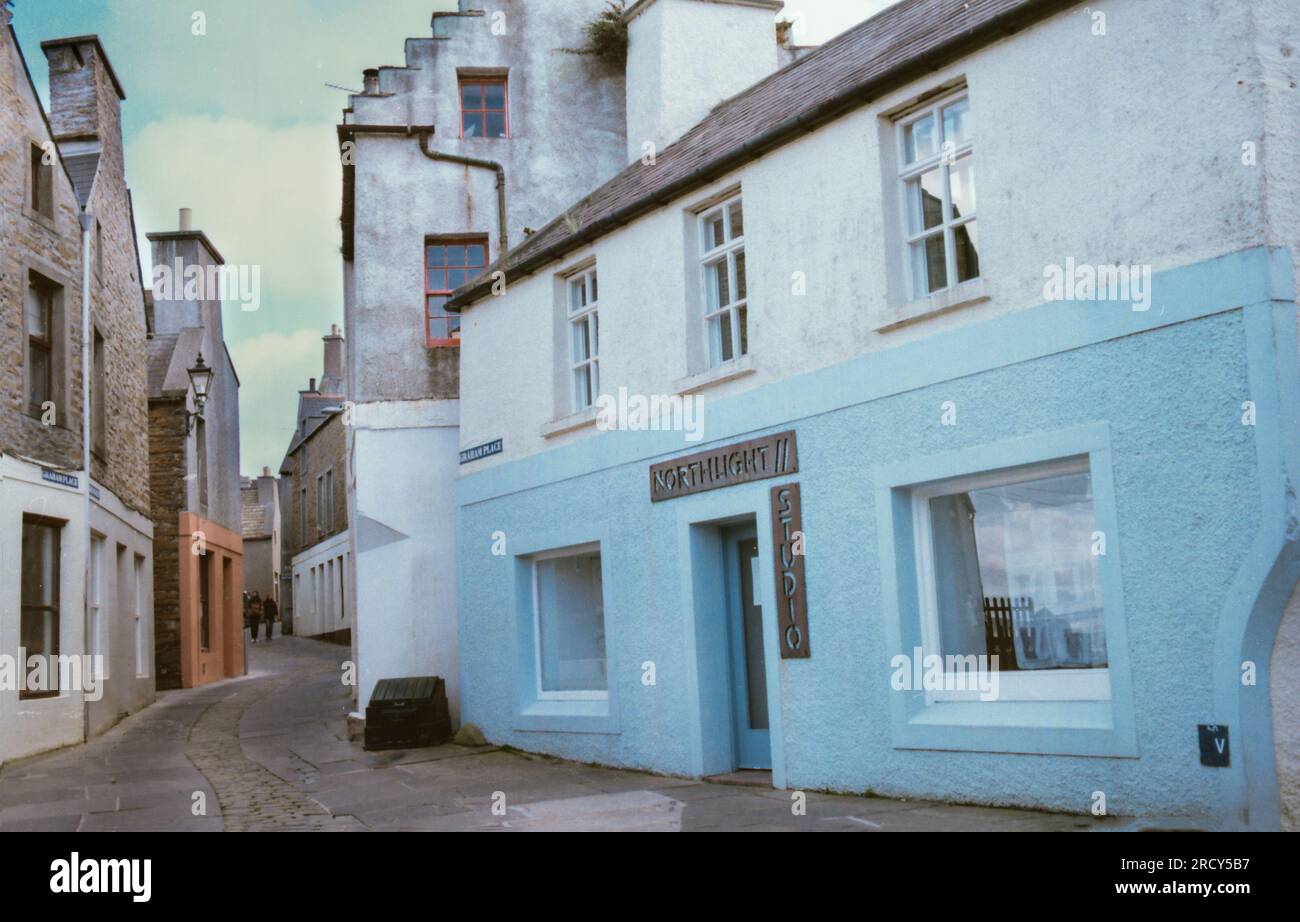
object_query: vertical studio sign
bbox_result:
[770,482,809,658]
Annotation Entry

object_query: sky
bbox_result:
[11,0,895,477]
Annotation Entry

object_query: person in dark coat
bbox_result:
[248,590,263,643]
[262,594,279,642]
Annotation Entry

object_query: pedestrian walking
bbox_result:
[249,590,263,643]
[262,594,279,642]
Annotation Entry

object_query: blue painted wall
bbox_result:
[456,247,1299,824]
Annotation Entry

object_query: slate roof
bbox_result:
[280,395,345,477]
[146,328,204,400]
[446,0,1077,309]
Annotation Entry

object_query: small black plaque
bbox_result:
[1198,724,1230,767]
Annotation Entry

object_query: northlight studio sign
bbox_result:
[648,431,798,502]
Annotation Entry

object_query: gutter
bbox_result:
[79,208,93,743]
[416,130,508,253]
[445,0,1079,310]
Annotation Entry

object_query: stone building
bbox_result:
[1,19,155,762]
[338,0,632,721]
[240,468,281,610]
[447,0,1300,830]
[146,209,244,690]
[278,327,349,645]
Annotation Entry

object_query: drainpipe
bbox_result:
[79,208,93,743]
[416,130,508,253]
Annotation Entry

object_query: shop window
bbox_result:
[912,456,1109,702]
[532,547,607,698]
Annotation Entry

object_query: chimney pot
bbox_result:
[179,207,193,231]
[363,68,380,94]
[309,378,317,392]
[262,466,271,477]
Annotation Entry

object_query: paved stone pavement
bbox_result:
[0,634,1120,832]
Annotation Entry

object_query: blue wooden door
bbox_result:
[727,532,770,770]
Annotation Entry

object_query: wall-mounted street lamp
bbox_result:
[186,352,213,434]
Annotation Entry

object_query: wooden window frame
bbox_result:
[29,141,53,219]
[458,77,509,139]
[424,236,487,347]
[91,326,107,458]
[25,275,55,417]
[20,515,63,700]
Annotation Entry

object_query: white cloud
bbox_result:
[126,115,341,302]
[229,328,326,476]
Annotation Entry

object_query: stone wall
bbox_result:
[0,25,84,471]
[149,398,185,690]
[1,30,150,516]
[286,413,346,558]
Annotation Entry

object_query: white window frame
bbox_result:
[896,89,977,300]
[697,194,747,368]
[530,543,608,702]
[88,535,104,662]
[566,266,599,412]
[133,554,148,678]
[910,455,1111,704]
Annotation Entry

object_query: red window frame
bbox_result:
[459,78,509,139]
[425,237,488,347]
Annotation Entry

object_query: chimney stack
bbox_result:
[319,325,346,396]
[41,36,126,141]
[623,0,784,163]
[179,207,193,231]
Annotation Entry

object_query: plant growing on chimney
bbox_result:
[561,2,628,70]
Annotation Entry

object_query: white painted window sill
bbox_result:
[673,354,756,395]
[541,405,598,439]
[875,277,990,332]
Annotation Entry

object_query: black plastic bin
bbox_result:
[363,676,452,751]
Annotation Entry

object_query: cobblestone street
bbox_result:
[0,635,1117,832]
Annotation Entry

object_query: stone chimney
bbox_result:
[256,467,278,507]
[41,36,126,140]
[319,325,345,395]
[623,0,784,163]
